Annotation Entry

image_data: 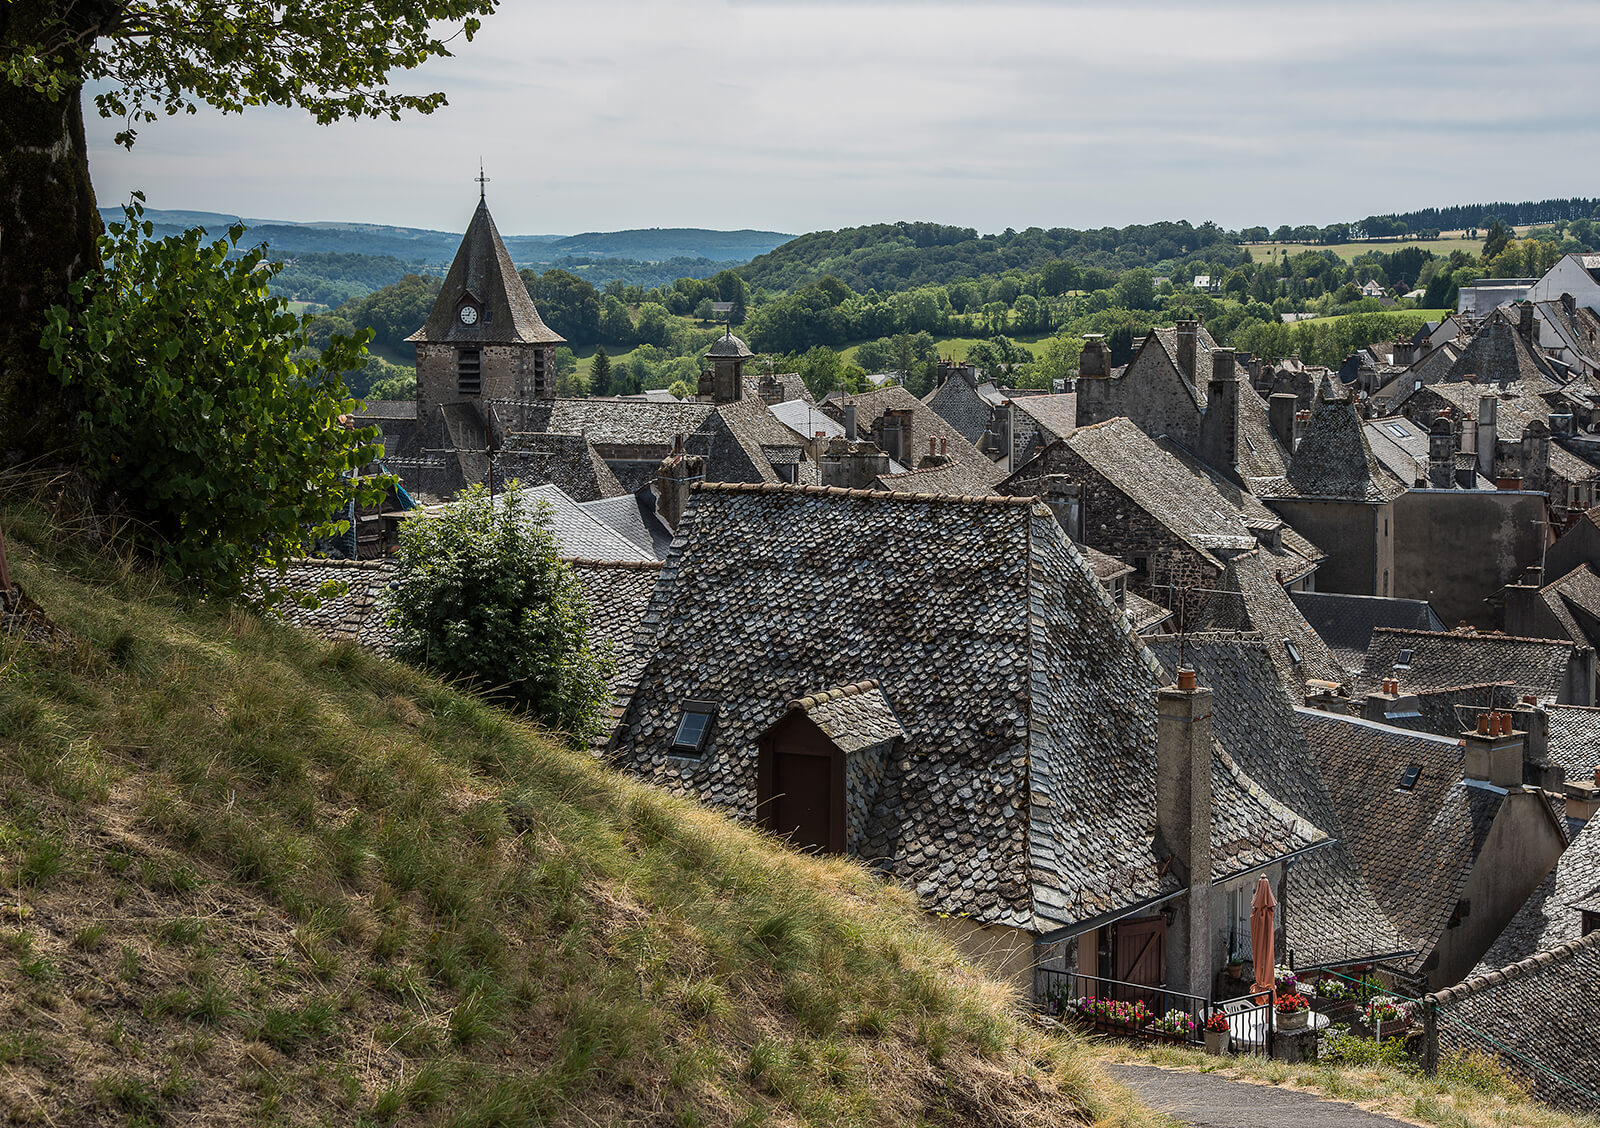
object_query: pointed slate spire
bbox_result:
[407,197,564,346]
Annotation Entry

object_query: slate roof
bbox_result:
[1189,549,1346,695]
[1008,392,1079,443]
[768,398,844,443]
[1043,418,1324,576]
[579,491,673,560]
[1359,626,1580,705]
[875,458,1018,498]
[1434,931,1600,1114]
[821,384,1005,492]
[1442,307,1562,385]
[789,679,906,755]
[924,375,999,444]
[1374,682,1519,740]
[1235,385,1292,482]
[1262,394,1407,503]
[1547,704,1600,784]
[495,483,657,562]
[1299,708,1496,971]
[1538,565,1600,649]
[271,558,398,654]
[1289,591,1446,677]
[407,199,564,346]
[706,330,754,359]
[512,397,717,448]
[357,400,419,421]
[608,483,1321,933]
[1123,591,1173,633]
[497,432,627,502]
[1146,637,1408,966]
[1081,545,1135,583]
[567,559,663,730]
[1477,816,1600,972]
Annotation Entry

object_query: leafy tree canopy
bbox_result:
[9,1,495,148]
[42,200,386,596]
[385,484,613,743]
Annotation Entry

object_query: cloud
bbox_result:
[83,0,1600,236]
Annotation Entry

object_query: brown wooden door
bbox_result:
[770,751,833,853]
[1114,917,1166,1008]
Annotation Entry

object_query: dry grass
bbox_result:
[1095,1036,1600,1128]
[0,499,1165,1128]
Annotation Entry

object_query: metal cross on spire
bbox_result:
[476,159,490,202]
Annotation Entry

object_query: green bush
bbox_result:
[385,484,612,742]
[43,199,387,597]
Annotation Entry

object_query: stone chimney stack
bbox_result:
[1392,339,1418,366]
[1462,712,1527,789]
[877,407,915,465]
[1269,393,1297,453]
[1477,395,1498,478]
[844,403,858,442]
[1363,678,1400,723]
[652,439,705,531]
[1157,668,1214,997]
[1428,417,1456,489]
[1079,334,1111,378]
[1199,348,1240,476]
[1518,302,1536,344]
[819,437,890,489]
[1175,320,1199,382]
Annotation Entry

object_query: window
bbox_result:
[1397,764,1422,791]
[1386,423,1411,438]
[1283,638,1302,665]
[1394,648,1413,669]
[1583,911,1600,937]
[457,348,482,394]
[671,701,718,755]
[1131,554,1150,577]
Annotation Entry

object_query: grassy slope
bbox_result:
[0,504,1155,1128]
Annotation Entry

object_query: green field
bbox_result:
[1279,307,1453,329]
[1246,237,1484,264]
[839,333,1052,369]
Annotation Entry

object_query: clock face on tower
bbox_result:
[458,305,479,325]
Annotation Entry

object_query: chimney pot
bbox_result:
[929,436,938,456]
[940,436,947,455]
[1522,694,1537,705]
[845,403,858,442]
[1177,667,1197,691]
[1477,713,1490,735]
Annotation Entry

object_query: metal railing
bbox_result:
[1036,968,1276,1055]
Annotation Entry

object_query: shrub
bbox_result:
[43,198,387,597]
[385,484,613,742]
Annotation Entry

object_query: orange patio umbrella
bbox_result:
[1250,874,1277,1001]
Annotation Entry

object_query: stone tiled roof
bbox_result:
[1477,817,1600,972]
[1236,385,1291,482]
[822,384,1005,491]
[357,400,419,421]
[579,492,672,560]
[1053,418,1323,576]
[1123,591,1173,633]
[1540,565,1600,649]
[498,432,627,502]
[515,397,718,448]
[768,398,843,443]
[1359,626,1579,704]
[1433,931,1600,1114]
[497,484,657,562]
[789,679,906,755]
[1442,307,1562,385]
[1081,545,1134,582]
[407,200,564,346]
[607,482,1320,933]
[567,559,663,730]
[1146,637,1407,965]
[1189,550,1346,695]
[1299,709,1487,970]
[1008,393,1079,443]
[1547,704,1600,783]
[271,558,398,653]
[924,375,998,444]
[1289,591,1446,677]
[706,330,754,359]
[1263,394,1407,503]
[875,458,1016,498]
[1376,682,1519,740]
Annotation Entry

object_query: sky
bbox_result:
[84,0,1600,239]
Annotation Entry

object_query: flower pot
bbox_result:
[1277,1008,1309,1031]
[1204,1028,1230,1055]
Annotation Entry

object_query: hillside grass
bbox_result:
[1096,1036,1599,1128]
[0,498,1159,1128]
[1246,238,1483,263]
[1278,307,1454,329]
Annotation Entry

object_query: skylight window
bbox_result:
[1394,648,1414,669]
[1283,638,1302,665]
[1397,764,1422,791]
[671,701,718,755]
[1386,423,1411,438]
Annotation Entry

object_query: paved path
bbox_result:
[1108,1064,1417,1128]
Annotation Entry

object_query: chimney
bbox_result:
[759,372,784,406]
[1454,459,1476,489]
[652,438,705,531]
[1563,292,1577,317]
[1392,339,1418,366]
[1510,698,1550,774]
[1518,302,1535,343]
[1079,334,1111,378]
[1199,347,1240,474]
[878,407,915,464]
[1459,410,1477,457]
[1269,392,1297,452]
[1462,712,1527,789]
[844,403,858,442]
[1157,669,1213,998]
[1175,320,1199,382]
[1362,680,1398,723]
[819,436,890,489]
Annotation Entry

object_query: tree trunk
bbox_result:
[0,1,106,464]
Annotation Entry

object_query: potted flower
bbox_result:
[1275,992,1311,1031]
[1358,995,1413,1040]
[1274,965,1300,996]
[1225,954,1245,980]
[1151,1009,1197,1043]
[1204,1010,1231,1055]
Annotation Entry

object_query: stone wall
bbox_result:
[844,739,890,856]
[416,342,551,447]
[1076,345,1203,450]
[1393,490,1545,627]
[1265,498,1391,597]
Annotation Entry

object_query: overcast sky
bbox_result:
[84,0,1600,238]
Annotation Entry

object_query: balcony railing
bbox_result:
[1036,968,1273,1055]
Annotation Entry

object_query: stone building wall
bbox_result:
[416,342,551,446]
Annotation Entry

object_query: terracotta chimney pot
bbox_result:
[1477,713,1489,735]
[1177,668,1197,691]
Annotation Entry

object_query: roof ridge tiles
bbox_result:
[285,557,393,570]
[689,481,1036,506]
[1429,928,1600,1006]
[559,558,665,571]
[786,678,881,713]
[1371,626,1579,647]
